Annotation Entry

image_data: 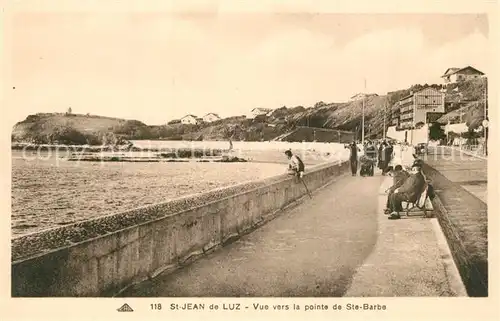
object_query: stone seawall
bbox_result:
[423,163,488,297]
[12,160,349,297]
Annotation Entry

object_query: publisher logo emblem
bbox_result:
[117,303,134,312]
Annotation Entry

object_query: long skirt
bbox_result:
[350,158,358,174]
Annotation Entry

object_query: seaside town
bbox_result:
[9,12,489,311]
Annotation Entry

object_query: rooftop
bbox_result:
[441,66,484,78]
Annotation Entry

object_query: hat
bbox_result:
[412,159,423,168]
[284,150,292,156]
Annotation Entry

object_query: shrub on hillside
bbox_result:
[113,120,152,139]
[314,101,327,108]
[25,115,41,122]
[47,125,89,145]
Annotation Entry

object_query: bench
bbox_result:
[401,174,434,218]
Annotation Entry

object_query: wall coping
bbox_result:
[12,160,344,263]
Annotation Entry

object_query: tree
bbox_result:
[49,125,87,144]
[429,122,446,141]
[314,101,327,108]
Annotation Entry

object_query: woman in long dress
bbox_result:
[378,142,386,170]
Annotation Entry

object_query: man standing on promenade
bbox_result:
[347,141,361,176]
[387,162,426,220]
[381,141,394,175]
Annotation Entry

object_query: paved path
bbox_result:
[121,164,457,297]
[423,146,488,297]
[425,146,487,203]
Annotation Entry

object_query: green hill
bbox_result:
[11,113,144,145]
[11,78,487,145]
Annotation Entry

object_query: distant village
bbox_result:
[169,65,486,140]
[168,107,274,126]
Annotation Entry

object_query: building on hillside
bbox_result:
[349,93,378,102]
[390,104,401,127]
[441,66,485,84]
[180,114,199,125]
[391,87,445,131]
[247,108,273,119]
[167,119,181,125]
[202,113,221,123]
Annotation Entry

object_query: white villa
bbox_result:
[202,113,221,123]
[180,114,199,125]
[441,66,485,84]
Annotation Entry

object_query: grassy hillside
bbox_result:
[12,78,487,145]
[437,78,487,128]
[12,113,143,145]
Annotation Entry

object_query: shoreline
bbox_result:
[11,142,227,153]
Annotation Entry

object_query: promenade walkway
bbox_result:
[425,146,487,203]
[121,146,462,297]
[423,146,488,297]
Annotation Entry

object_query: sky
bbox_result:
[7,12,491,126]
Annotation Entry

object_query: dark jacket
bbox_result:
[385,146,393,160]
[349,144,360,160]
[397,171,426,203]
[390,170,410,192]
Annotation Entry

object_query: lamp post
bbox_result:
[362,98,365,145]
[411,94,416,145]
[383,102,387,140]
[483,119,488,156]
[483,82,488,156]
[361,79,366,145]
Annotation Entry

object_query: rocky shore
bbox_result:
[12,142,250,162]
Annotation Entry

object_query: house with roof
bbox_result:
[180,114,199,125]
[349,93,378,102]
[441,66,485,84]
[167,119,181,125]
[202,113,221,123]
[391,87,445,130]
[247,108,273,119]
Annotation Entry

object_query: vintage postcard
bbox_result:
[1,0,498,320]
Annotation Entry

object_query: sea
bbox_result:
[11,141,348,237]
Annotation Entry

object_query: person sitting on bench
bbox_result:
[384,165,410,214]
[387,162,426,220]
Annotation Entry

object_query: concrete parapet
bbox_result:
[12,160,348,297]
